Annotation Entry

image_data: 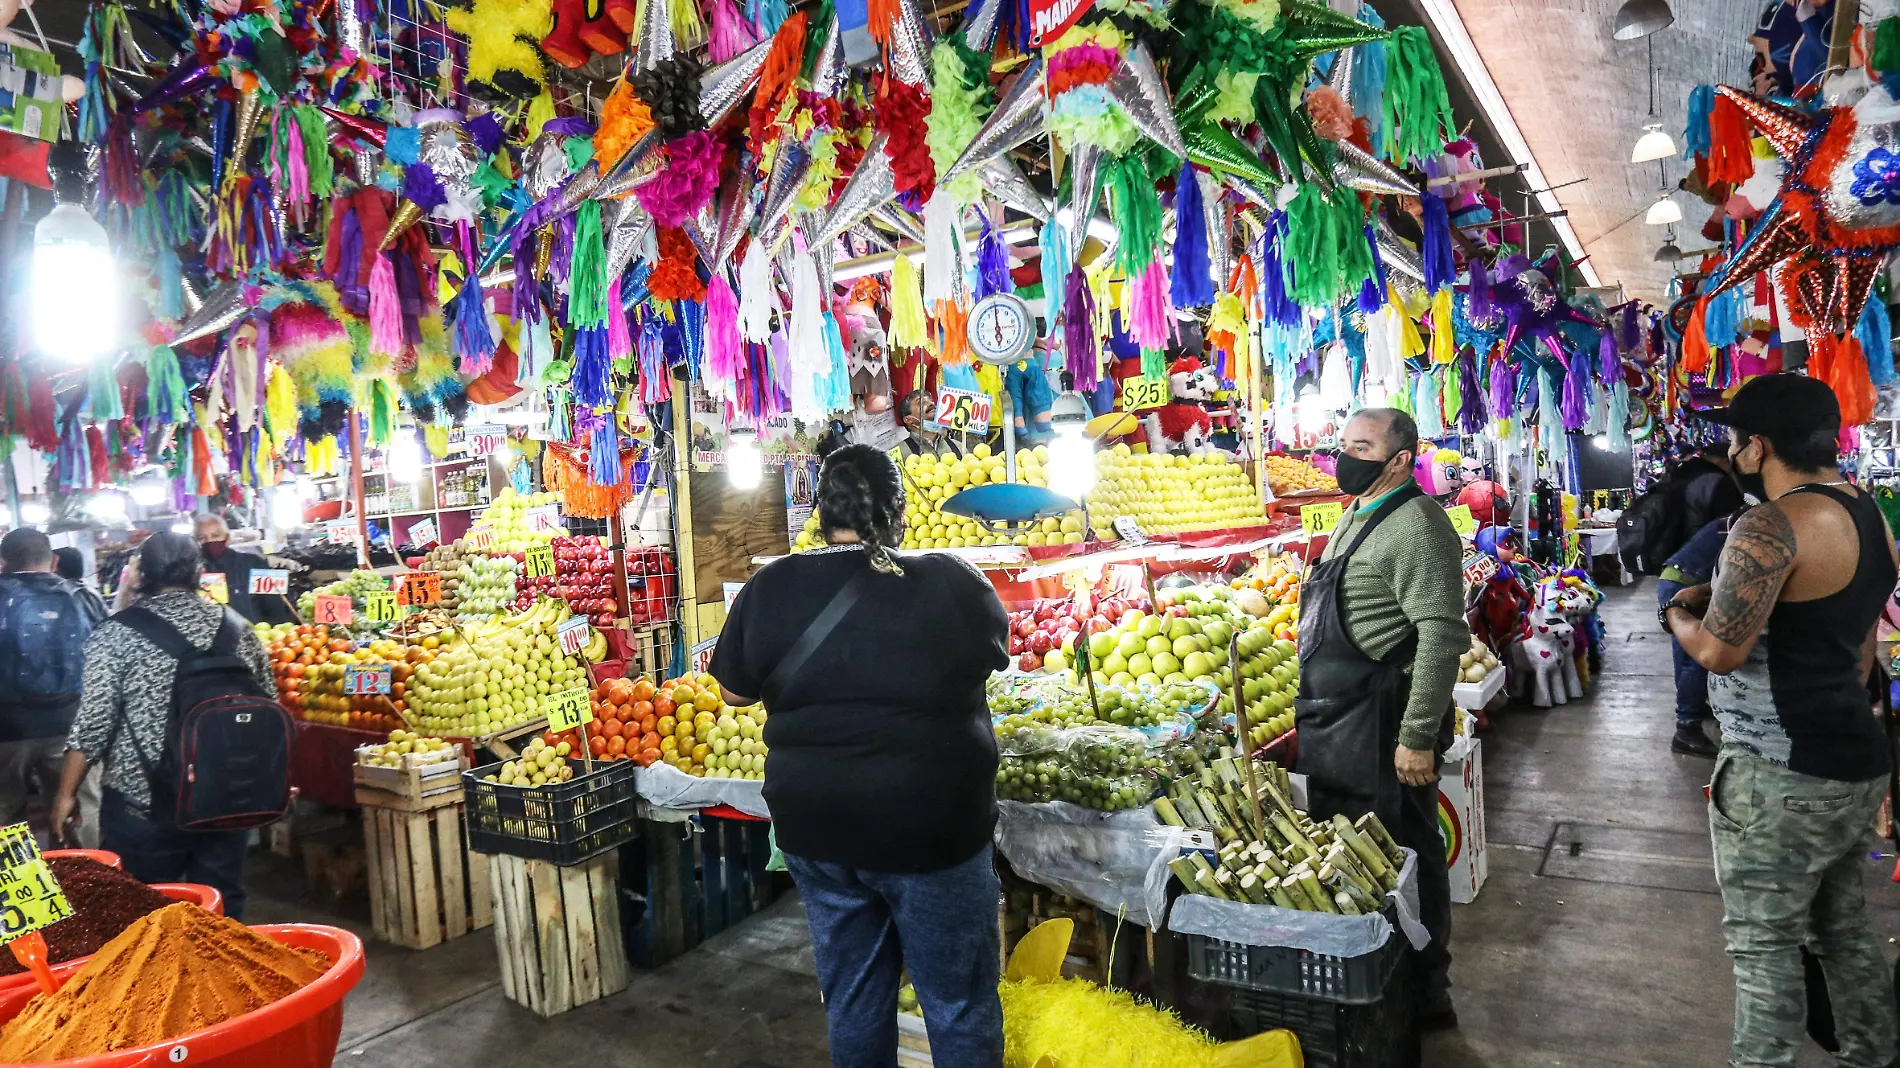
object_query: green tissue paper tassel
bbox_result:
[1876,19,1900,74]
[563,134,595,171]
[1383,26,1454,163]
[369,379,395,444]
[145,344,189,424]
[294,105,334,197]
[1108,154,1164,276]
[1285,184,1341,305]
[569,199,607,327]
[1141,347,1166,380]
[88,358,123,422]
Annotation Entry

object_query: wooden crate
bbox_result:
[363,802,493,950]
[897,1011,932,1068]
[1000,887,1108,985]
[625,811,778,968]
[353,755,465,812]
[488,852,629,1017]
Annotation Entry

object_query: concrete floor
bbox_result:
[243,582,1899,1066]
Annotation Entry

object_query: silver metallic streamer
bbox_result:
[804,215,836,296]
[592,131,663,201]
[180,274,204,317]
[756,140,814,253]
[713,182,757,274]
[886,0,936,87]
[1067,141,1103,262]
[962,0,1003,54]
[687,204,718,265]
[634,0,676,72]
[550,159,605,216]
[977,154,1052,221]
[1326,46,1354,110]
[1375,219,1426,283]
[873,203,927,245]
[1201,171,1231,293]
[1104,44,1187,162]
[605,199,656,281]
[523,130,573,199]
[701,37,776,129]
[170,284,247,346]
[848,222,894,252]
[815,133,896,244]
[1331,139,1417,196]
[943,56,1043,183]
[809,13,846,98]
[337,0,367,57]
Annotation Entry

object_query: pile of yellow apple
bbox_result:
[1089,446,1262,539]
[791,443,1088,551]
[469,488,564,554]
[653,674,768,779]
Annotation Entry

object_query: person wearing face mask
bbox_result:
[896,390,965,459]
[1299,407,1466,1030]
[1662,373,1898,1068]
[193,515,296,626]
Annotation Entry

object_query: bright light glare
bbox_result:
[129,479,167,507]
[170,520,194,535]
[1592,434,1613,450]
[19,501,49,526]
[86,493,128,524]
[32,205,119,364]
[727,431,762,490]
[1297,387,1327,435]
[273,483,305,528]
[389,433,424,484]
[1046,430,1096,502]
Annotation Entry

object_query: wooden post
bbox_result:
[348,410,370,567]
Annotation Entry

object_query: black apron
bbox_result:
[1295,483,1425,831]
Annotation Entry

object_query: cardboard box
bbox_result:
[1437,737,1487,904]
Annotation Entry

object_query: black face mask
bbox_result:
[1728,440,1767,504]
[1336,452,1398,496]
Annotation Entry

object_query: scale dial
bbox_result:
[967,293,1036,365]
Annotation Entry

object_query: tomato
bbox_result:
[601,720,623,738]
[631,699,654,720]
[639,713,657,735]
[637,747,661,767]
[607,735,627,756]
[639,731,660,752]
[652,697,675,720]
[630,678,656,703]
[589,735,608,756]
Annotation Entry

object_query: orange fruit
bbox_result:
[630,678,656,703]
[639,730,660,751]
[692,690,721,713]
[607,735,627,756]
[602,720,623,738]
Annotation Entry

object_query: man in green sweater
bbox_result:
[1297,406,1464,1029]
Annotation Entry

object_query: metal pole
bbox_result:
[1001,389,1017,484]
[348,410,370,567]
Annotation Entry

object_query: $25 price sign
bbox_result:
[934,388,992,433]
[1119,375,1169,412]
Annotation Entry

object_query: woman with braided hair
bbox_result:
[711,443,1011,1068]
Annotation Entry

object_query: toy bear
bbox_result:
[1143,358,1218,456]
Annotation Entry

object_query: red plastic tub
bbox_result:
[0,924,364,1068]
[45,849,121,870]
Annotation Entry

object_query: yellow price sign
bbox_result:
[545,687,593,733]
[1120,375,1169,411]
[525,543,555,579]
[0,823,71,944]
[1445,504,1478,536]
[364,590,399,622]
[199,573,229,604]
[1300,502,1343,536]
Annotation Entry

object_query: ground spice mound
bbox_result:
[0,902,332,1062]
[0,857,174,977]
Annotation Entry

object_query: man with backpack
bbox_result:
[51,532,291,919]
[0,529,102,846]
[1619,445,1746,575]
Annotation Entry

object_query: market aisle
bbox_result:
[1424,583,1900,1068]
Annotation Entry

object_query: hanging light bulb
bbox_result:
[1630,123,1676,163]
[1644,195,1682,226]
[0,505,11,527]
[19,500,49,527]
[1592,433,1613,450]
[170,519,195,535]
[727,428,763,490]
[273,483,306,528]
[32,204,120,364]
[1045,392,1097,503]
[129,478,167,508]
[1297,386,1327,435]
[388,431,425,484]
[86,492,128,525]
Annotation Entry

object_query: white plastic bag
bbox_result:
[633,762,770,818]
[1166,848,1428,955]
[993,800,1174,927]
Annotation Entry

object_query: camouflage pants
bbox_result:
[1710,747,1898,1068]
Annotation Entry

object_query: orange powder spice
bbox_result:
[0,902,332,1062]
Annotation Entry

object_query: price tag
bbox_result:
[544,686,592,733]
[467,423,507,457]
[343,664,392,696]
[0,823,71,945]
[1445,504,1478,537]
[364,590,399,622]
[933,388,993,433]
[1112,516,1149,544]
[525,505,565,534]
[464,527,496,552]
[407,517,439,547]
[199,573,229,604]
[525,543,555,579]
[1462,552,1499,586]
[325,519,357,545]
[1120,375,1170,411]
[397,571,442,607]
[557,616,592,657]
[250,569,290,596]
[313,594,352,626]
[1300,502,1343,536]
[690,635,719,674]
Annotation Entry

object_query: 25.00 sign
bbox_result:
[934,388,993,433]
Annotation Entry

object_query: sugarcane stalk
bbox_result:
[1332,814,1396,886]
[1154,796,1187,828]
[1168,857,1203,893]
[1258,849,1290,878]
[1240,755,1269,852]
[1333,891,1362,916]
[1322,862,1382,914]
[1237,872,1267,904]
[1195,869,1232,900]
[1263,876,1299,909]
[1296,870,1337,914]
[1273,813,1321,862]
[1355,813,1404,864]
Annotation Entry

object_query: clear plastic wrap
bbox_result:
[1166,848,1428,955]
[633,761,770,817]
[993,800,1178,928]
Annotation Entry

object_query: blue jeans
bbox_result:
[99,789,250,920]
[786,845,1003,1068]
[1657,579,1710,727]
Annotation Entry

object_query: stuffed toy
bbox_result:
[843,309,893,415]
[1003,345,1056,444]
[1143,358,1217,456]
[443,0,555,101]
[1459,453,1486,486]
[542,0,635,69]
[1457,478,1509,527]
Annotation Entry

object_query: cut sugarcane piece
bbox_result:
[1332,814,1397,887]
[1333,891,1362,916]
[1355,813,1404,865]
[1296,870,1337,914]
[1154,797,1187,828]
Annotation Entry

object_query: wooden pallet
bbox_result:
[896,1012,932,1068]
[488,852,629,1017]
[353,756,465,812]
[364,802,493,950]
[626,811,778,968]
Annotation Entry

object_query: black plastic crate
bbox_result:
[1184,905,1406,1003]
[1225,956,1418,1068]
[463,759,638,865]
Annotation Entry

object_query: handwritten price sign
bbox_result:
[1462,552,1499,586]
[325,519,357,546]
[525,505,565,535]
[343,664,392,696]
[466,423,507,458]
[397,571,442,607]
[557,616,591,657]
[364,590,399,622]
[544,687,592,733]
[407,517,439,547]
[250,569,290,596]
[313,594,352,626]
[1300,502,1343,536]
[1120,375,1169,411]
[1112,516,1149,545]
[1444,504,1478,537]
[0,823,71,945]
[934,388,993,433]
[464,527,496,552]
[524,543,555,579]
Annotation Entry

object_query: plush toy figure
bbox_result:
[844,309,892,415]
[1459,453,1486,486]
[443,0,555,101]
[1457,478,1509,527]
[1144,358,1217,456]
[1004,345,1056,444]
[541,0,635,69]
[1511,597,1583,708]
[1436,448,1466,494]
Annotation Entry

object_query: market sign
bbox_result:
[407,517,439,547]
[525,505,565,535]
[1300,502,1342,536]
[363,590,399,622]
[1462,553,1498,586]
[313,594,352,626]
[464,527,497,552]
[690,635,719,675]
[249,569,290,596]
[466,423,507,458]
[325,519,357,546]
[1028,0,1096,47]
[524,543,555,579]
[397,571,442,607]
[199,573,229,605]
[934,388,993,433]
[1120,374,1169,412]
[1445,505,1478,537]
[545,687,592,733]
[1112,516,1149,545]
[556,616,591,657]
[0,823,71,944]
[343,664,392,696]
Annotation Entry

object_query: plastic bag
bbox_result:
[633,761,770,817]
[1167,848,1429,955]
[994,800,1176,928]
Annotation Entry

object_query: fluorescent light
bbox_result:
[19,500,49,526]
[388,432,424,483]
[1592,433,1613,450]
[1416,0,1602,287]
[1630,124,1676,163]
[726,429,762,490]
[32,204,120,364]
[1645,197,1682,225]
[170,519,194,534]
[273,483,305,528]
[129,477,167,507]
[86,492,128,524]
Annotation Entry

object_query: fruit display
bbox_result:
[418,542,474,610]
[643,673,768,778]
[452,553,519,619]
[1061,596,1239,696]
[470,488,564,553]
[481,734,578,787]
[1236,631,1300,751]
[1232,557,1301,642]
[262,623,420,730]
[580,676,659,762]
[1005,594,1153,673]
[1460,636,1501,683]
[404,599,593,737]
[1263,453,1338,495]
[625,546,679,627]
[1089,447,1262,540]
[296,569,395,633]
[791,444,1088,552]
[359,730,457,767]
[510,535,620,628]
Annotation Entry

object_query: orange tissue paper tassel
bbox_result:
[595,78,656,171]
[1706,94,1756,185]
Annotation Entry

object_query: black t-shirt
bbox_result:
[710,545,1009,873]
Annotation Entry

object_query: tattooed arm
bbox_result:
[1667,503,1796,674]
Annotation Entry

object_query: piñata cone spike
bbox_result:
[381,199,426,250]
[1715,86,1822,158]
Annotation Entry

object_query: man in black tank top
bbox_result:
[1661,374,1898,1068]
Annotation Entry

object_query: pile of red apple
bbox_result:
[625,547,678,626]
[507,536,621,628]
[1008,595,1153,672]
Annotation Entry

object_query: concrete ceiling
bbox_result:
[1439,0,1758,304]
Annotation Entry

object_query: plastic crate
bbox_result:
[1185,904,1406,1003]
[463,759,637,865]
[1224,956,1418,1068]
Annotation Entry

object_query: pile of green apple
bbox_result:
[405,600,593,737]
[472,488,564,554]
[1048,604,1236,698]
[453,554,519,619]
[1237,629,1301,749]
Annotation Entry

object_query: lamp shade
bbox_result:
[1612,0,1673,40]
[1653,240,1683,263]
[1645,197,1683,225]
[1630,125,1677,163]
